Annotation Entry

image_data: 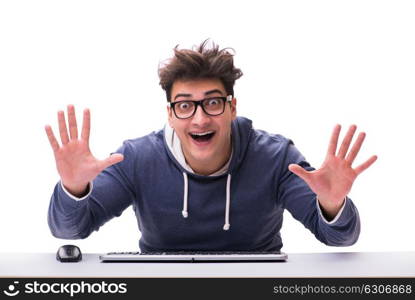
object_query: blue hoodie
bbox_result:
[48,116,360,252]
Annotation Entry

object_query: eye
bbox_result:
[206,98,220,106]
[178,102,192,110]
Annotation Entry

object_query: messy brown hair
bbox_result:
[158,39,243,101]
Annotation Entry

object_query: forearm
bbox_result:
[315,196,361,246]
[47,162,136,239]
[47,182,93,239]
[317,195,346,221]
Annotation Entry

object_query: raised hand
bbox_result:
[288,125,377,218]
[45,105,124,197]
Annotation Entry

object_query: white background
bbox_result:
[0,0,414,254]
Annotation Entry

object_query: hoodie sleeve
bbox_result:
[47,141,136,239]
[278,140,360,246]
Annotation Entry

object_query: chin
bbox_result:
[189,149,215,163]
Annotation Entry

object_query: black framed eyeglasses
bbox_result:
[170,95,233,119]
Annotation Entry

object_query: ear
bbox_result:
[167,105,174,128]
[231,97,237,120]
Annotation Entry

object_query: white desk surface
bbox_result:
[1,252,414,277]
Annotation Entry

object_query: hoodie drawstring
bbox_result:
[223,174,231,230]
[181,172,232,231]
[182,172,188,218]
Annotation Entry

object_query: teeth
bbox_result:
[190,131,214,136]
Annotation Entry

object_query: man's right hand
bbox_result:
[45,105,124,197]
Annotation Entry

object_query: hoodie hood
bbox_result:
[163,117,253,230]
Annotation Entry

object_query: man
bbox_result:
[45,40,377,252]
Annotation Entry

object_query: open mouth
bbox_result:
[189,131,215,143]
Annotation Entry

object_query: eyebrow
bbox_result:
[204,89,224,96]
[173,89,224,100]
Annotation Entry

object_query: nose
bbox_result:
[191,104,210,127]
